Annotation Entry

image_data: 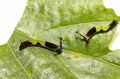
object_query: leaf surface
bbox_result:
[1,0,120,79]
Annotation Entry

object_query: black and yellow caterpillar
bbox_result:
[76,20,118,43]
[19,38,63,54]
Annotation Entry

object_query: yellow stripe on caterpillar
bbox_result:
[95,26,110,32]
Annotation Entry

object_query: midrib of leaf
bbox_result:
[7,43,33,79]
[13,29,120,71]
[17,20,118,36]
[36,20,116,35]
[45,18,119,32]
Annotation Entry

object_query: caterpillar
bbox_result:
[19,38,63,54]
[76,20,118,43]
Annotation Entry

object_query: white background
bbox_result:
[0,0,120,50]
[0,0,27,45]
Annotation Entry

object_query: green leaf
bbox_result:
[1,0,120,79]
